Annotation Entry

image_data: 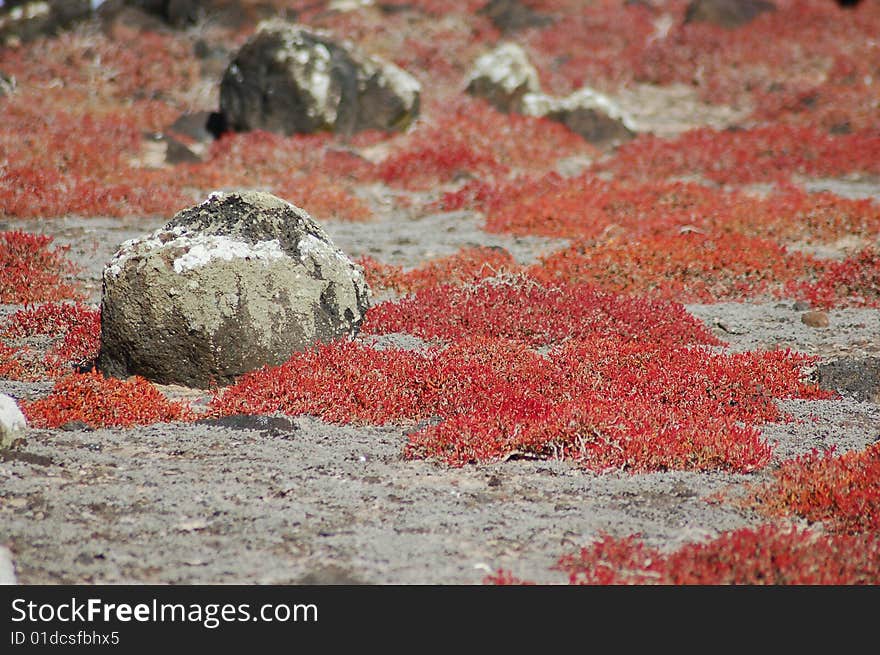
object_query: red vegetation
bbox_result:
[213,278,828,471]
[0,302,100,379]
[790,248,880,309]
[488,525,880,584]
[0,231,82,304]
[531,232,818,303]
[599,127,880,186]
[358,246,521,293]
[375,99,595,189]
[745,444,880,535]
[21,371,194,429]
[362,277,723,346]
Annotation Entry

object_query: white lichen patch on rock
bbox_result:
[0,393,27,450]
[467,43,540,95]
[521,88,639,132]
[172,236,285,274]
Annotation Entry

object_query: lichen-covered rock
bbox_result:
[220,20,421,136]
[684,0,776,29]
[465,43,541,113]
[521,87,637,147]
[0,393,27,450]
[97,191,371,389]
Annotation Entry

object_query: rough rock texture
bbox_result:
[477,0,553,33]
[0,0,92,45]
[0,393,27,450]
[817,357,880,403]
[684,0,776,29]
[465,43,541,113]
[97,191,371,389]
[220,20,421,136]
[522,88,637,147]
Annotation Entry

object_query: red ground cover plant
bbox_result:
[744,444,880,535]
[375,99,595,190]
[599,127,880,186]
[361,276,723,347]
[0,302,101,380]
[530,232,819,303]
[213,276,828,471]
[21,371,194,429]
[0,231,82,304]
[789,248,880,309]
[488,525,880,584]
[358,246,521,293]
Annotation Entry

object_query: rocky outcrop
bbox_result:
[97,191,371,389]
[219,21,421,136]
[0,394,27,450]
[465,42,541,113]
[521,88,636,147]
[684,0,776,29]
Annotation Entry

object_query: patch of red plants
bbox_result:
[375,99,596,190]
[213,277,828,471]
[599,127,880,186]
[488,525,880,584]
[745,444,880,535]
[530,231,819,303]
[361,276,723,347]
[358,246,521,293]
[0,302,101,379]
[21,371,194,429]
[789,248,880,309]
[0,231,82,304]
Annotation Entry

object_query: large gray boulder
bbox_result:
[0,0,92,45]
[97,191,371,389]
[220,20,421,136]
[465,42,541,113]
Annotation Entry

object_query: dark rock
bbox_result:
[521,88,637,147]
[97,190,371,389]
[477,0,553,33]
[0,0,92,45]
[219,21,421,136]
[684,0,776,29]
[817,357,880,403]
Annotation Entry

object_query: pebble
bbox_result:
[801,311,830,328]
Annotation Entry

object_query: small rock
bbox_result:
[521,87,637,147]
[801,311,830,328]
[684,0,776,29]
[0,546,17,585]
[792,300,811,312]
[477,0,553,33]
[465,43,541,113]
[0,394,27,450]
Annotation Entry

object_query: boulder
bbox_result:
[0,394,27,450]
[97,191,371,389]
[465,42,541,113]
[521,87,637,147]
[816,357,880,403]
[0,0,92,45]
[684,0,775,29]
[219,20,421,136]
